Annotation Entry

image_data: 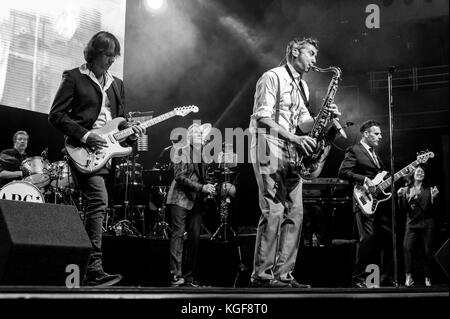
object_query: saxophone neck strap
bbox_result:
[284,64,310,109]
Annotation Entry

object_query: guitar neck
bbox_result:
[378,160,419,191]
[113,111,176,141]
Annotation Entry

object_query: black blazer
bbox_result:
[166,145,207,210]
[338,142,385,185]
[48,67,125,141]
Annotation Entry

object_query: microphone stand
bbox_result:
[388,66,399,287]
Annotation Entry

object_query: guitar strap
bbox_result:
[111,79,125,117]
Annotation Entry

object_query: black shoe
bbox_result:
[352,280,367,288]
[182,280,207,288]
[83,271,122,287]
[381,277,395,287]
[249,279,290,288]
[287,279,311,288]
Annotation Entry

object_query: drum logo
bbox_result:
[1,192,42,202]
[0,181,45,203]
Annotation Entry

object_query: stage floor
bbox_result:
[0,285,448,317]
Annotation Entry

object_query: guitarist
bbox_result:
[338,120,393,287]
[48,31,144,287]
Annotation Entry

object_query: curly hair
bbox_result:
[403,164,430,188]
[286,37,319,59]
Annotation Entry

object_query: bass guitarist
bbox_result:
[48,31,144,287]
[338,120,393,287]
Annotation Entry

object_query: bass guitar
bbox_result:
[353,151,434,216]
[66,105,198,174]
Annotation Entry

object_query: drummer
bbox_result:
[0,130,29,187]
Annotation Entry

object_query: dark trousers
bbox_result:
[353,209,393,284]
[168,202,202,283]
[72,169,109,276]
[403,227,434,277]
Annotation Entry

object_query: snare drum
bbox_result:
[0,180,45,203]
[21,156,50,188]
[50,161,74,189]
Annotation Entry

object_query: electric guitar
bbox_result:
[65,105,198,174]
[353,151,434,216]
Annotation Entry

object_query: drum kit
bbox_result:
[103,142,240,241]
[104,154,149,237]
[0,154,79,208]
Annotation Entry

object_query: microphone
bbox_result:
[332,119,347,139]
[345,121,354,127]
[388,66,396,74]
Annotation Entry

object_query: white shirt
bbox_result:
[249,63,314,173]
[79,64,114,143]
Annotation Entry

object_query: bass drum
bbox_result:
[0,180,45,203]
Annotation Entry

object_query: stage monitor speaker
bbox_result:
[434,238,449,277]
[0,200,91,286]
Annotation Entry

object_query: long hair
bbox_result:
[403,164,430,189]
[83,31,121,64]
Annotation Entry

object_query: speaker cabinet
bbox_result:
[435,238,449,277]
[0,200,91,286]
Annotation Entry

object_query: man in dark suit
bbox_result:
[166,122,216,287]
[49,31,144,287]
[338,120,393,287]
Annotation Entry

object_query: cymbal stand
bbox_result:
[232,236,248,288]
[146,186,171,239]
[210,196,236,242]
[111,155,142,237]
[210,168,237,242]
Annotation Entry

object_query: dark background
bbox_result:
[1,0,448,232]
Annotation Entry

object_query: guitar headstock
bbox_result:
[416,150,435,164]
[174,105,199,117]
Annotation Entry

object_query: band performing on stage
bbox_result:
[0,32,444,290]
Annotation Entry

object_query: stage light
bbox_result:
[53,7,79,41]
[143,0,167,14]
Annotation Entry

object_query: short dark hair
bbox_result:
[286,37,319,57]
[83,31,121,64]
[360,120,381,133]
[13,130,29,143]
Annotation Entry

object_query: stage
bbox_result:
[0,285,447,317]
[0,233,448,316]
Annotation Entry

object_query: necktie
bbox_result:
[369,147,380,168]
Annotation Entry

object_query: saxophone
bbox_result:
[296,65,342,179]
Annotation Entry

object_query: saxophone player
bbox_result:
[249,37,340,288]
